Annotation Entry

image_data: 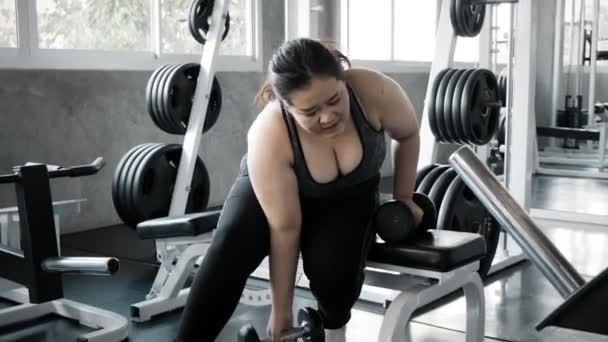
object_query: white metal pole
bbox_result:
[418,0,456,167]
[504,2,515,189]
[169,0,230,216]
[508,0,537,210]
[476,3,493,164]
[575,0,585,101]
[588,0,599,126]
[550,0,565,151]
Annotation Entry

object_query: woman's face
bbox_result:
[284,76,350,139]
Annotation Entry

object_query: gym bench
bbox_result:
[137,213,487,342]
[366,229,486,342]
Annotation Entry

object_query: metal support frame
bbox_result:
[131,0,278,321]
[450,146,586,298]
[534,0,608,184]
[418,0,525,276]
[365,261,485,342]
[0,164,128,341]
[0,297,128,342]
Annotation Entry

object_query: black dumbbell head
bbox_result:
[412,192,437,233]
[238,323,261,342]
[298,307,325,342]
[374,200,417,244]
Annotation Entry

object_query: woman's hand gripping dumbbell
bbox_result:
[238,307,325,342]
[374,192,437,244]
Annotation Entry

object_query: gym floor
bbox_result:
[1,175,607,342]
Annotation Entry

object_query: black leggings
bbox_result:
[176,172,380,342]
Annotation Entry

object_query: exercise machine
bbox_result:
[0,158,128,342]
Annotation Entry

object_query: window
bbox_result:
[161,0,250,56]
[343,0,479,66]
[584,0,608,63]
[37,0,152,51]
[0,0,17,48]
[494,3,512,65]
[347,0,392,61]
[0,0,260,70]
[346,0,437,63]
[394,0,437,62]
[454,36,479,63]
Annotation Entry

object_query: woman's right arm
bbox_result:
[246,112,302,329]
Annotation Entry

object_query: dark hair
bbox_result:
[256,38,351,107]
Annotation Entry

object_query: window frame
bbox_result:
[337,0,492,72]
[0,0,263,71]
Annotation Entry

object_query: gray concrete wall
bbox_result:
[0,0,432,234]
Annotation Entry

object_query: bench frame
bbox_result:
[365,261,484,342]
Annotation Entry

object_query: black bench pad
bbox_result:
[137,210,221,240]
[368,230,486,273]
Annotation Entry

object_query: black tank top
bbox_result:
[281,85,386,199]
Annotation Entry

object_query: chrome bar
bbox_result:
[449,146,585,298]
[41,257,119,275]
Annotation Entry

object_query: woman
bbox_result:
[176,38,422,342]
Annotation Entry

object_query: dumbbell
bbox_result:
[238,307,325,342]
[374,192,437,244]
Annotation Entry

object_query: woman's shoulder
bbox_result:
[247,101,294,163]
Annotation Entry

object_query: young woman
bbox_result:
[176,38,422,342]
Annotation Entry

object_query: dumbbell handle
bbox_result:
[260,324,311,342]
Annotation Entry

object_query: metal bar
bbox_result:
[588,0,599,127]
[474,0,519,3]
[169,0,229,216]
[508,0,535,208]
[41,257,119,275]
[575,0,585,97]
[550,0,564,149]
[449,146,586,298]
[15,164,64,303]
[418,0,456,167]
[504,1,515,189]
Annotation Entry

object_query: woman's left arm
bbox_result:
[374,74,421,218]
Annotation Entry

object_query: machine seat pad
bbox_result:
[368,229,486,272]
[137,210,221,240]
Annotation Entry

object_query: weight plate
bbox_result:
[451,69,475,144]
[204,76,223,133]
[152,64,177,133]
[146,65,169,129]
[125,144,167,227]
[189,0,231,45]
[459,68,484,144]
[437,177,500,277]
[427,168,458,212]
[417,165,451,195]
[450,0,465,36]
[163,64,223,134]
[461,69,500,145]
[132,144,210,222]
[120,144,163,228]
[441,68,466,143]
[113,144,154,224]
[429,69,451,142]
[163,63,193,133]
[435,68,458,143]
[415,164,440,191]
[497,112,506,146]
[159,64,185,134]
[458,0,485,37]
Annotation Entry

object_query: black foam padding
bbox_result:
[368,229,486,273]
[137,210,221,240]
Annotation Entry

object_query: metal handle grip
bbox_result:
[41,257,119,275]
